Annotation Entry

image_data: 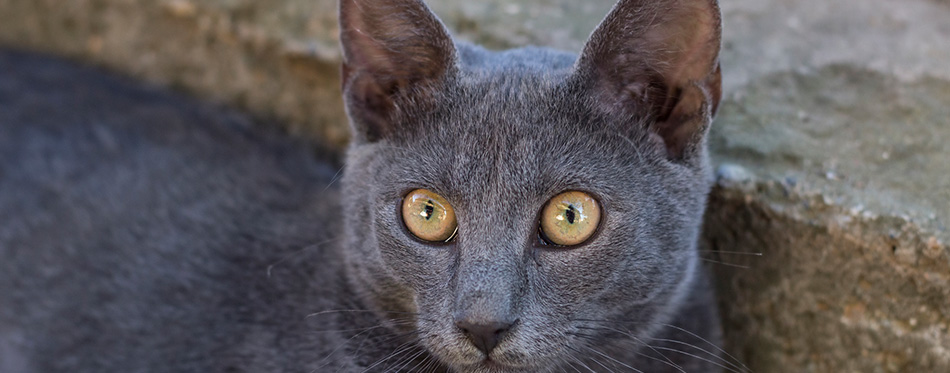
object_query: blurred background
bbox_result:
[1,0,947,371]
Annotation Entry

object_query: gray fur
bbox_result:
[1,0,726,372]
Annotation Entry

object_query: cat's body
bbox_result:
[1,0,728,372]
[0,49,355,372]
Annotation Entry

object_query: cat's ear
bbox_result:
[575,0,722,160]
[339,0,457,143]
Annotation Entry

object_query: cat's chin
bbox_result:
[429,347,540,373]
[437,353,523,373]
[452,360,537,373]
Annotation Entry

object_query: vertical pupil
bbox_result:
[565,205,577,224]
[423,200,435,220]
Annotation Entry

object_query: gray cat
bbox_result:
[0,0,732,372]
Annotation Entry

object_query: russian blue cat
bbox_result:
[0,0,729,371]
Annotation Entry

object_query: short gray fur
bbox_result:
[0,0,727,372]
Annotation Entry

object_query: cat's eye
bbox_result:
[540,191,601,246]
[402,189,458,242]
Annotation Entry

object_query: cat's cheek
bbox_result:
[376,237,455,286]
[533,241,618,280]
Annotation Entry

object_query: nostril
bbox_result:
[455,319,516,355]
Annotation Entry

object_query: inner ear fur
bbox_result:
[575,0,722,160]
[339,0,457,143]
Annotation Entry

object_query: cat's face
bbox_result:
[338,0,721,372]
[342,74,710,371]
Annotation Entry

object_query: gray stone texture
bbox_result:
[1,0,947,371]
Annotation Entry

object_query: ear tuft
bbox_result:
[339,0,457,143]
[576,0,722,160]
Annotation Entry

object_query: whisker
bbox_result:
[567,344,617,373]
[416,356,435,373]
[314,326,382,371]
[651,346,742,373]
[571,329,684,373]
[306,309,418,317]
[267,237,340,278]
[308,323,389,335]
[315,323,399,372]
[582,344,644,373]
[564,359,584,373]
[407,352,437,373]
[574,324,684,373]
[323,163,347,191]
[586,352,619,373]
[575,318,747,371]
[314,319,417,373]
[699,258,750,269]
[657,323,752,373]
[306,309,436,323]
[650,338,746,373]
[350,330,419,367]
[358,340,419,373]
[564,348,598,373]
[306,317,417,333]
[389,346,428,373]
[575,319,752,372]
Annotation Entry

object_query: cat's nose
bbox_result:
[455,318,516,355]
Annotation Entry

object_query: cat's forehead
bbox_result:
[391,105,642,207]
[456,44,577,74]
[450,44,577,118]
[376,46,653,201]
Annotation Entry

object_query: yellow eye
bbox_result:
[540,191,601,246]
[401,189,458,242]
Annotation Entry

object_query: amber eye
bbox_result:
[402,189,458,242]
[540,191,601,246]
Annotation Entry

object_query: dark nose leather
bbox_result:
[455,319,515,355]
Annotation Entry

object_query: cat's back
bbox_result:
[0,50,348,372]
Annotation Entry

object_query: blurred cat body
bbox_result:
[0,0,726,372]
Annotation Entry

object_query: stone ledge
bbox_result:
[1,0,948,371]
[705,180,948,372]
[0,0,350,147]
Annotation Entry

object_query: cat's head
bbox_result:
[338,0,721,371]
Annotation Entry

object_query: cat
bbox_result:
[0,0,730,372]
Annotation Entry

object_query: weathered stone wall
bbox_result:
[2,0,947,371]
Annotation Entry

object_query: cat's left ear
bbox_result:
[575,0,722,160]
[339,0,457,143]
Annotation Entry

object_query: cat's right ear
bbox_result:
[339,0,457,143]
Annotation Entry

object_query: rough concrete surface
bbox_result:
[1,0,948,372]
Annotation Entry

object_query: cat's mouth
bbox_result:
[479,358,505,368]
[422,320,568,373]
